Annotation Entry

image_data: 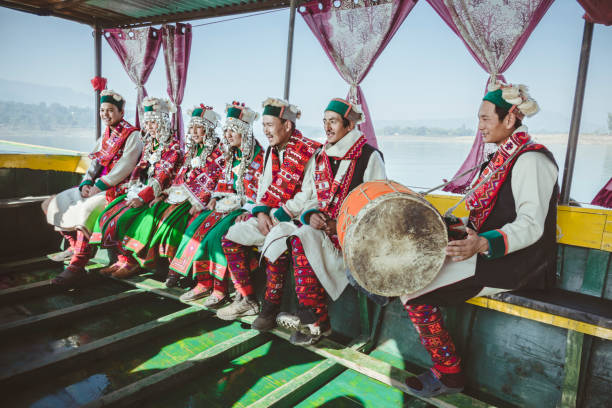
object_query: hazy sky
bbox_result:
[0,1,611,131]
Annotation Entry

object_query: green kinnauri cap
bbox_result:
[325,98,362,122]
[483,89,513,111]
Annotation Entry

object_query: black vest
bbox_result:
[328,143,380,190]
[472,148,559,290]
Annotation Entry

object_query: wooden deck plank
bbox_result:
[0,306,208,388]
[246,359,343,408]
[467,297,612,340]
[560,330,584,408]
[269,330,488,408]
[244,339,366,408]
[580,249,610,296]
[82,330,268,408]
[0,256,57,275]
[0,289,146,336]
[0,280,58,303]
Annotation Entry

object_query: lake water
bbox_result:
[1,132,610,205]
[378,137,612,205]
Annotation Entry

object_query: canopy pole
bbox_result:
[283,0,297,100]
[94,22,102,140]
[560,20,594,204]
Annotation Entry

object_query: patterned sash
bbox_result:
[259,130,321,208]
[215,143,265,203]
[179,146,225,206]
[467,132,545,231]
[315,135,366,219]
[130,140,182,190]
[90,119,138,166]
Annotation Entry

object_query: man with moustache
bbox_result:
[43,88,143,286]
[217,97,321,328]
[399,82,558,397]
[276,98,386,345]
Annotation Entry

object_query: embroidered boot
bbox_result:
[403,303,465,397]
[52,231,93,286]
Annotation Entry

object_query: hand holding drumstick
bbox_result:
[446,228,489,262]
[309,212,337,236]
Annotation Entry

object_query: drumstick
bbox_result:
[419,163,483,196]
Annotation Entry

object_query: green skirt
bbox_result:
[169,209,244,279]
[90,194,148,248]
[122,200,193,267]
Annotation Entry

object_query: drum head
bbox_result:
[344,193,447,297]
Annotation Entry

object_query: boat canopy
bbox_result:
[1,0,291,28]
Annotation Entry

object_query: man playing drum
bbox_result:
[402,82,558,397]
[217,97,321,328]
[276,98,386,345]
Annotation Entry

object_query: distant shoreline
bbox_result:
[380,133,612,145]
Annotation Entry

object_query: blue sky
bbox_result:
[0,1,610,131]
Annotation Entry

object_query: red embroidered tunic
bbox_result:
[172,144,225,209]
[129,140,183,203]
[83,119,141,202]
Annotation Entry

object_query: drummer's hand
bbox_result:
[309,213,327,230]
[127,198,144,208]
[235,212,250,223]
[324,219,337,236]
[446,228,489,262]
[80,185,91,198]
[206,199,217,211]
[256,212,274,235]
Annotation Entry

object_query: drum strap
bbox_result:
[444,143,527,218]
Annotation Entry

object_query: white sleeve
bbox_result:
[98,131,143,187]
[498,151,558,254]
[362,150,387,182]
[82,138,103,184]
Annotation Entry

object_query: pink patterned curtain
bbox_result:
[581,0,612,207]
[592,178,612,208]
[300,0,417,149]
[162,23,192,149]
[103,27,162,127]
[578,0,612,25]
[426,0,554,193]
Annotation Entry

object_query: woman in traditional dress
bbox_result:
[114,105,225,279]
[43,88,143,285]
[91,97,182,277]
[169,102,263,306]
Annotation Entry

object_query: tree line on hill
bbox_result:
[379,124,474,137]
[0,101,94,129]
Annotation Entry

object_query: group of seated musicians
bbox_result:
[41,81,558,398]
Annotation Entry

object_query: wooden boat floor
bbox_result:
[0,275,134,326]
[296,349,426,408]
[6,318,261,407]
[147,338,331,408]
[0,293,183,374]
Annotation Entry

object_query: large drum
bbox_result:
[337,180,448,297]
